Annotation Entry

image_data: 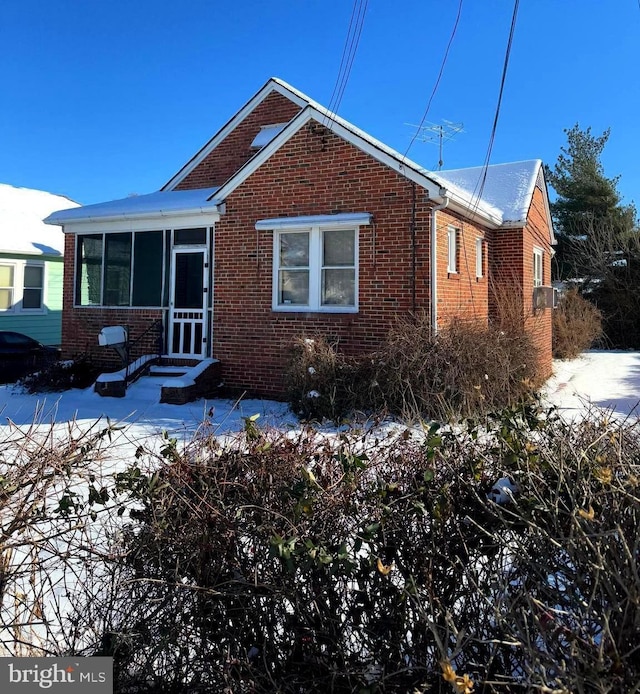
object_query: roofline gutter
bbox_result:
[430,191,450,336]
[43,204,223,227]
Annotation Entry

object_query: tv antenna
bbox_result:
[405,119,465,169]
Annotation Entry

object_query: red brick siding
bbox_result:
[212,121,491,398]
[489,184,554,381]
[436,208,489,328]
[174,92,302,190]
[524,185,553,379]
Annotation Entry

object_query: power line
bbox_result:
[457,0,520,320]
[402,0,464,162]
[324,0,369,128]
[472,0,521,206]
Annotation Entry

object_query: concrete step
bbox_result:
[148,365,189,378]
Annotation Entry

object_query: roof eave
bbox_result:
[44,204,222,227]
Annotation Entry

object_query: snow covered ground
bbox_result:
[542,350,640,421]
[0,349,639,453]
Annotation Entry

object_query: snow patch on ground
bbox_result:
[542,350,640,420]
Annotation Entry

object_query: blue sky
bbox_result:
[3,1,639,208]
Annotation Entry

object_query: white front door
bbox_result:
[169,248,208,358]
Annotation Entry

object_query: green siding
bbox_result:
[0,255,63,345]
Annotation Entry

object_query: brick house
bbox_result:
[45,78,555,400]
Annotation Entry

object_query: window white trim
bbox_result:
[270,224,360,313]
[257,212,371,230]
[0,260,46,314]
[475,237,483,279]
[447,226,458,274]
[533,247,543,287]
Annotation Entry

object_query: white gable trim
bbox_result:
[213,107,502,228]
[161,79,308,192]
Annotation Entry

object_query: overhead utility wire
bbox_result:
[402,0,464,162]
[323,0,369,128]
[471,0,520,207]
[458,0,520,319]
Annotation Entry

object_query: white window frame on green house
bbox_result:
[257,214,370,313]
[447,226,458,274]
[533,247,544,287]
[0,260,46,314]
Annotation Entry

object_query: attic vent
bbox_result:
[251,123,287,149]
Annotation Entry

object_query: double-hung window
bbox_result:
[533,248,543,287]
[0,261,45,312]
[275,227,357,310]
[259,214,369,312]
[0,264,15,310]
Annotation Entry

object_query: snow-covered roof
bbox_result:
[436,160,542,226]
[0,184,79,256]
[43,79,552,237]
[44,187,219,225]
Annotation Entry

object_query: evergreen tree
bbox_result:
[545,124,636,280]
[546,124,640,347]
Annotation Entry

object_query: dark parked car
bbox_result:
[0,331,61,384]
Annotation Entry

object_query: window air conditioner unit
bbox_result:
[533,286,558,310]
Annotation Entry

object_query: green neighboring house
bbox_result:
[0,184,79,346]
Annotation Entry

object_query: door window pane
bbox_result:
[175,252,204,309]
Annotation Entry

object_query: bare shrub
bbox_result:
[0,418,121,656]
[374,314,537,421]
[19,354,99,393]
[553,288,603,359]
[286,337,369,422]
[74,406,640,693]
[287,312,538,423]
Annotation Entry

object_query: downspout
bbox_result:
[430,191,449,336]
